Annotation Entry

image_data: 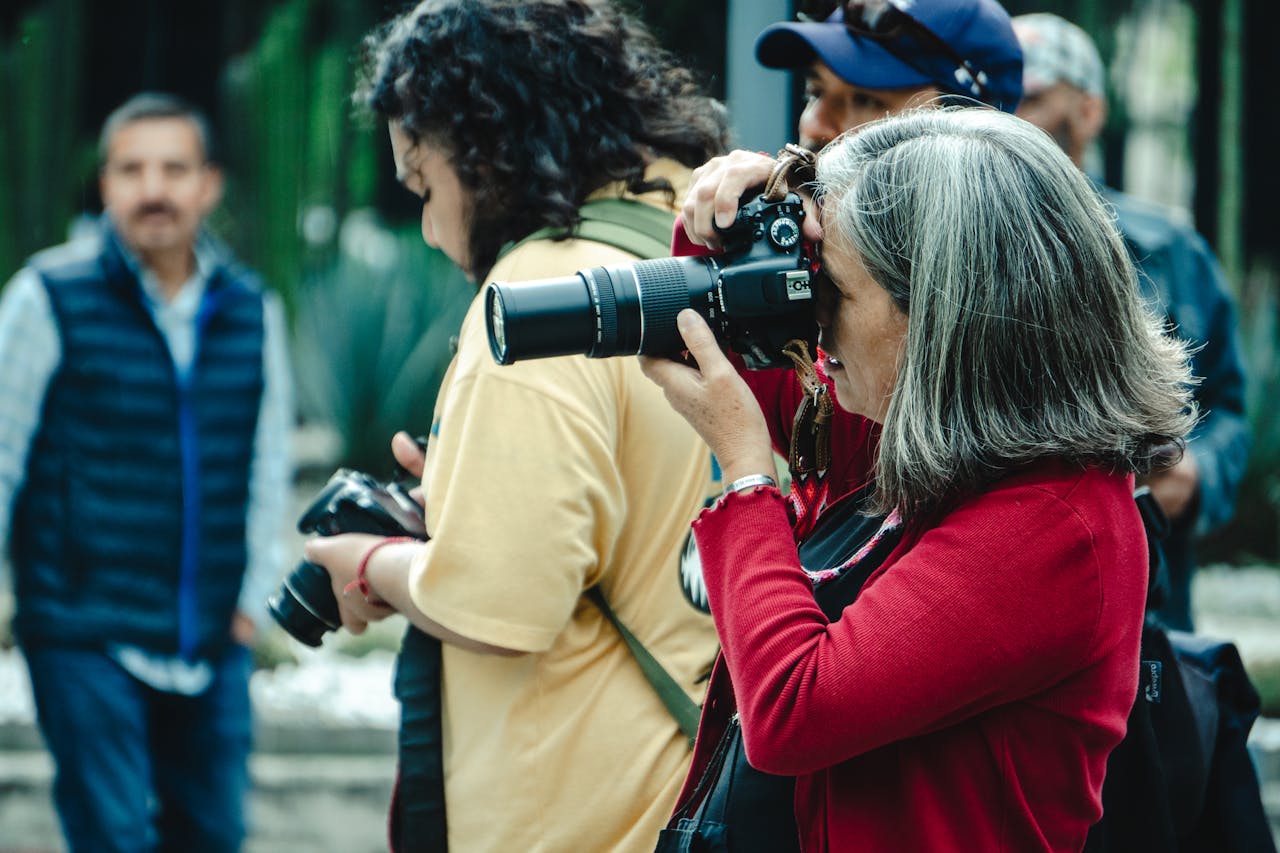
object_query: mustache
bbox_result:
[131,201,178,219]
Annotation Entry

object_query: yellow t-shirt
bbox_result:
[409,163,721,852]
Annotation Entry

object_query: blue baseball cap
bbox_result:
[756,0,1023,113]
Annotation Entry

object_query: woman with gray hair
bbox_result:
[642,107,1196,852]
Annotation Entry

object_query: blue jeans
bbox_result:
[22,644,253,853]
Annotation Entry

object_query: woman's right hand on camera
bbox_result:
[639,310,775,486]
[682,150,824,249]
[305,533,400,635]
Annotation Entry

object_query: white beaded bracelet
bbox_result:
[724,473,779,495]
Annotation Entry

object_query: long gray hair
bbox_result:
[815,107,1197,520]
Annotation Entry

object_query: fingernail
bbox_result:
[677,310,696,331]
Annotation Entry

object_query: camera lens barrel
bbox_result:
[624,258,701,356]
[486,274,598,364]
[486,256,717,364]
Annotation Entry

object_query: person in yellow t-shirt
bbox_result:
[303,1,730,850]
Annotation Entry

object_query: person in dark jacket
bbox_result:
[0,92,293,852]
[1013,12,1250,631]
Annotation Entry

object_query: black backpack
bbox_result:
[1084,489,1275,852]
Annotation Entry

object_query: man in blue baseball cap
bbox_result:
[669,0,1024,609]
[756,0,1023,151]
[671,0,1023,243]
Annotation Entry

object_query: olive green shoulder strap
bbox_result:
[585,586,700,747]
[505,197,676,261]
[502,199,698,742]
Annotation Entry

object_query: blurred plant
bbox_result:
[251,623,299,671]
[329,616,408,659]
[218,0,380,320]
[0,0,88,280]
[292,211,473,475]
[0,591,12,650]
[1247,655,1280,719]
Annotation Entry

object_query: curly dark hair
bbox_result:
[357,0,730,280]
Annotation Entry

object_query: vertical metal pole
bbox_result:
[1216,0,1244,288]
[725,0,794,153]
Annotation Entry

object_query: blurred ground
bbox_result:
[2,565,1279,851]
[0,621,403,853]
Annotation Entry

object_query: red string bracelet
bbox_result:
[344,536,416,603]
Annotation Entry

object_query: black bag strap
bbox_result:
[1133,485,1171,609]
[586,586,700,746]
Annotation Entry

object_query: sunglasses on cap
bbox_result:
[800,0,992,100]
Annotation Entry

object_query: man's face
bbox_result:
[1015,82,1098,166]
[799,61,940,151]
[100,118,221,259]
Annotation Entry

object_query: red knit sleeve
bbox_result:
[692,470,1146,776]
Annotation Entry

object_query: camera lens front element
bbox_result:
[484,275,599,364]
[267,560,343,647]
[488,286,509,364]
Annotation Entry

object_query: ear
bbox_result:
[1078,93,1108,144]
[200,164,225,214]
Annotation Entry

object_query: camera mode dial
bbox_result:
[768,216,801,250]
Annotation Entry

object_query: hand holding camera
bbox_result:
[267,466,427,647]
[638,309,778,487]
[680,149,824,250]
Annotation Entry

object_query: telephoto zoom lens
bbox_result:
[485,256,720,365]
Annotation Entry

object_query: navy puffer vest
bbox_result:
[12,228,265,658]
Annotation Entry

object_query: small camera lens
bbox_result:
[268,560,341,647]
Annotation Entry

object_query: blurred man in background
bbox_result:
[0,92,292,851]
[1014,13,1250,631]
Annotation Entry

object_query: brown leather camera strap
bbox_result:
[764,143,818,202]
[783,338,833,479]
[765,144,826,473]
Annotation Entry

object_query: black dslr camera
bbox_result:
[267,468,427,647]
[484,192,815,370]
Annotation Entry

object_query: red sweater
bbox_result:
[678,368,1149,852]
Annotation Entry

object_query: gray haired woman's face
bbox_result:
[814,226,908,424]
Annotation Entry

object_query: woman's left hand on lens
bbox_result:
[303,533,396,634]
[639,310,775,484]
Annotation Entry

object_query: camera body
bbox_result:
[267,468,427,647]
[485,192,815,370]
